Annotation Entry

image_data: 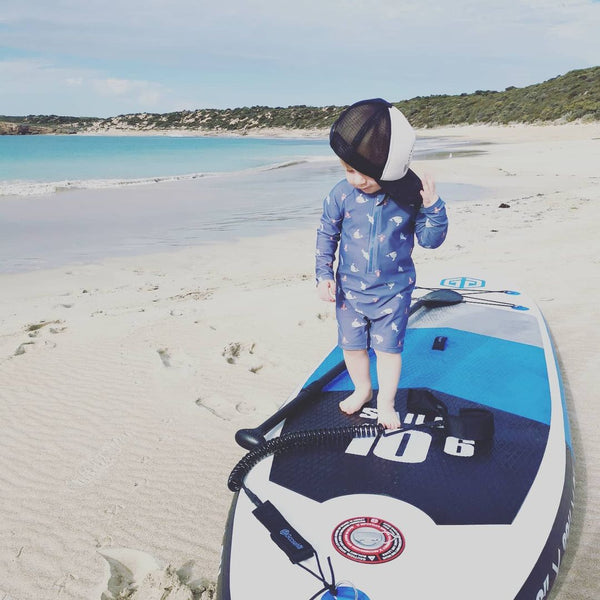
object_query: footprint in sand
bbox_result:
[14,340,57,356]
[95,535,113,548]
[157,348,172,367]
[235,401,256,416]
[195,397,255,421]
[99,548,215,600]
[14,341,35,356]
[222,342,246,364]
[25,319,64,334]
[195,397,229,420]
[156,347,197,371]
[221,342,264,373]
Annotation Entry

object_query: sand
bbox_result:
[0,122,599,599]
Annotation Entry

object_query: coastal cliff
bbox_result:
[0,122,52,135]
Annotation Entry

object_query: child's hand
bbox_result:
[420,173,439,208]
[317,280,336,302]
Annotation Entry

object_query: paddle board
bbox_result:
[218,276,574,600]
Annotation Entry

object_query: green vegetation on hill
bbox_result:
[101,104,342,132]
[1,66,598,135]
[395,67,600,127]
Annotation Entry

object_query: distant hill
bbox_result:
[1,66,598,135]
[396,66,600,127]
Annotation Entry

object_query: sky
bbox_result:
[1,0,599,117]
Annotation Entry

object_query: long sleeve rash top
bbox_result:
[316,177,449,320]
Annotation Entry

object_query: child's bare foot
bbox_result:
[339,389,373,415]
[377,406,402,430]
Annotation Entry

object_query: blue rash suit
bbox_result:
[316,174,448,353]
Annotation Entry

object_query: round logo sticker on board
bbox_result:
[332,517,405,563]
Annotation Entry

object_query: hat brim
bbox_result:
[378,169,423,207]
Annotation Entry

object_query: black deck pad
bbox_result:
[269,389,548,525]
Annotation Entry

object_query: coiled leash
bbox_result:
[228,389,494,492]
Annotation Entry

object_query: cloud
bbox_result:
[3,0,595,65]
[1,0,599,114]
[0,58,171,116]
[87,78,165,112]
[92,77,163,105]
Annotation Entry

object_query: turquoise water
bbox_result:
[0,135,331,194]
[0,134,488,272]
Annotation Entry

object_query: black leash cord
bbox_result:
[241,483,338,599]
[228,424,382,492]
[299,555,337,599]
[228,421,450,492]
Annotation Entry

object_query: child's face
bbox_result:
[341,161,382,195]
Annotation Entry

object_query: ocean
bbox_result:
[0,135,333,196]
[0,134,486,273]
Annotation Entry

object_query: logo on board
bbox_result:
[440,277,486,289]
[332,516,405,563]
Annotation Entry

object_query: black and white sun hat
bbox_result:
[330,98,420,203]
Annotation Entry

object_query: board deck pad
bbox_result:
[270,387,549,525]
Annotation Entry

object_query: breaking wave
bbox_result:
[0,156,334,197]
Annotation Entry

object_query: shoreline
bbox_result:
[3,119,596,140]
[76,126,331,138]
[71,119,600,140]
[0,156,338,200]
[1,122,599,599]
[2,121,598,200]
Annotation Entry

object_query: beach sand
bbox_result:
[0,122,599,599]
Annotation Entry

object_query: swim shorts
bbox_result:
[336,293,410,354]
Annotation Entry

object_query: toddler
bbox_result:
[316,98,448,429]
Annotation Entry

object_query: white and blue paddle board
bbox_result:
[219,276,574,600]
